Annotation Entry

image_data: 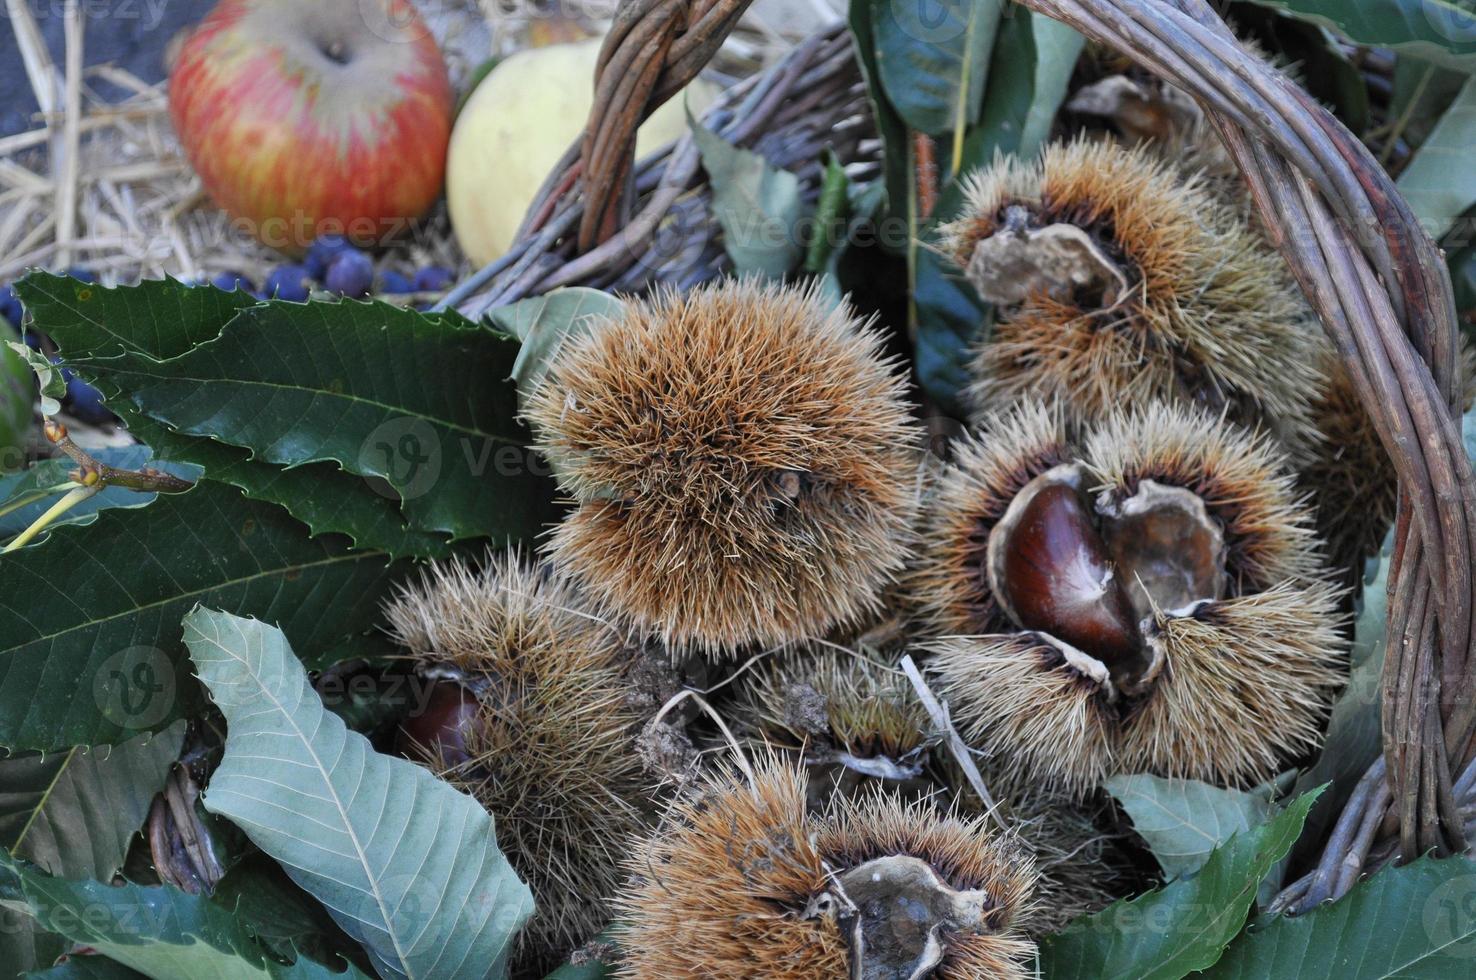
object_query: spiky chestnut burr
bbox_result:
[936,138,1325,457]
[723,647,1131,929]
[526,279,921,656]
[382,553,651,969]
[614,759,1038,979]
[725,647,937,805]
[1304,339,1476,584]
[916,400,1345,792]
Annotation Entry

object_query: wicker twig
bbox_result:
[1017,0,1475,910]
[447,19,871,317]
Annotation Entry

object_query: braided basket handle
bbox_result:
[577,0,752,250]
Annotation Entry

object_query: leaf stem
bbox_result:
[0,483,78,522]
[2,484,99,553]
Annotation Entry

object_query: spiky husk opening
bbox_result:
[908,401,1071,637]
[926,633,1118,794]
[730,647,933,764]
[913,401,1346,794]
[615,760,1038,979]
[526,279,921,656]
[818,794,1040,979]
[937,139,1324,454]
[1086,401,1325,594]
[383,554,649,964]
[1123,583,1346,783]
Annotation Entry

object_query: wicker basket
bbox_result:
[453,0,1476,914]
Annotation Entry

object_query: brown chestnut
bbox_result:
[988,468,1142,674]
[395,680,479,767]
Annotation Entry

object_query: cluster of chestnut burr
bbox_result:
[376,52,1404,980]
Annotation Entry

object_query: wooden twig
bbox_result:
[45,420,195,494]
[899,654,1000,821]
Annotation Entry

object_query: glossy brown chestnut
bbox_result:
[994,482,1142,671]
[395,680,478,767]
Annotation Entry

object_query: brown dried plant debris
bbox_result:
[527,279,922,657]
[936,138,1326,459]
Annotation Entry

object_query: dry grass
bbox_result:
[0,0,829,289]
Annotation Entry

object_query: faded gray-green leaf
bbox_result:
[689,111,805,278]
[187,608,534,980]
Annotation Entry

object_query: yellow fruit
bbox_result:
[448,39,719,266]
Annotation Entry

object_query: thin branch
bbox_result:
[45,420,194,494]
[899,654,1000,823]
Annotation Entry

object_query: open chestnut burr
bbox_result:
[910,400,1345,793]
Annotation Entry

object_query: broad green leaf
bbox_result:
[211,856,365,970]
[0,480,408,751]
[0,449,201,544]
[1398,73,1476,239]
[27,957,148,979]
[1018,13,1088,155]
[912,250,990,419]
[127,416,450,562]
[0,905,66,978]
[870,0,1004,140]
[3,323,37,459]
[1241,0,1476,71]
[1039,788,1322,980]
[0,721,184,879]
[0,852,368,979]
[15,273,256,362]
[689,110,805,278]
[187,608,534,980]
[15,274,455,559]
[1106,775,1274,882]
[1203,856,1476,977]
[912,9,1083,419]
[1392,57,1473,151]
[488,287,626,409]
[117,300,555,545]
[847,0,914,217]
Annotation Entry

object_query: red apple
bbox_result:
[169,0,453,254]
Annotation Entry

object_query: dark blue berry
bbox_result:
[413,266,454,292]
[264,264,313,301]
[211,272,256,293]
[325,251,374,298]
[65,374,112,425]
[378,270,414,294]
[0,285,21,328]
[304,235,355,280]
